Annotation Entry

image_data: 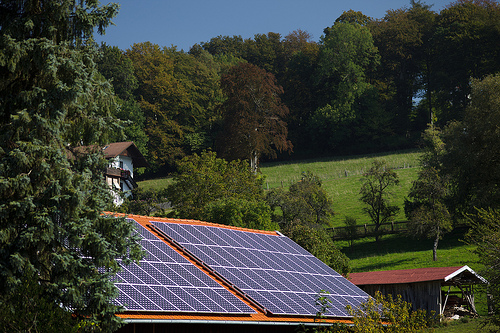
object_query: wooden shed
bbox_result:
[349,266,487,317]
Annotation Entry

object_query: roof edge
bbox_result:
[123,319,352,326]
[105,212,280,236]
[444,265,488,284]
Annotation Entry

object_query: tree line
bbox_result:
[98,0,500,176]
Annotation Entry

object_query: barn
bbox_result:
[111,214,369,333]
[349,266,487,318]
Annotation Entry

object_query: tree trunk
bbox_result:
[250,151,259,174]
[433,230,440,261]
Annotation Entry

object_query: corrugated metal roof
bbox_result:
[349,266,486,286]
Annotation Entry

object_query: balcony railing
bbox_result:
[105,167,131,179]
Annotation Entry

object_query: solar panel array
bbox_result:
[151,221,368,318]
[113,221,256,314]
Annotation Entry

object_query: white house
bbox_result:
[102,142,149,205]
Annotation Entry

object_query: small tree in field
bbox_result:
[360,160,400,241]
[405,167,452,261]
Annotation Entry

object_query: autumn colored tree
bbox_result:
[126,42,185,171]
[218,63,292,172]
[127,43,224,171]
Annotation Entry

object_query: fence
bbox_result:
[327,221,409,240]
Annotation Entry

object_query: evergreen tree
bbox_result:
[0,0,143,330]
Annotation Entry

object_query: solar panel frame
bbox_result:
[113,223,257,314]
[151,221,369,318]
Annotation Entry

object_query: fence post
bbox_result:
[364,224,367,236]
[391,221,394,232]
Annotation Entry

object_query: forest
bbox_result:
[97,0,500,176]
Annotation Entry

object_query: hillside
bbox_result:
[260,150,421,227]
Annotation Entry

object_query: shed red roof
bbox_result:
[349,266,486,286]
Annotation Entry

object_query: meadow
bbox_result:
[260,149,422,227]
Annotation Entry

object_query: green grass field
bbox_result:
[260,150,421,227]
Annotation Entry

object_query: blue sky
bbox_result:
[95,0,454,52]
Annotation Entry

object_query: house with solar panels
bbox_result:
[111,214,369,333]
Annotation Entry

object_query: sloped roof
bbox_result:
[102,142,149,168]
[349,266,487,286]
[109,213,369,326]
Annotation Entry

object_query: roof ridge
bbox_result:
[105,212,279,235]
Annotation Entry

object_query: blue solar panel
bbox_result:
[113,223,256,314]
[151,222,368,318]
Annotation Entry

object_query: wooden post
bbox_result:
[442,285,452,316]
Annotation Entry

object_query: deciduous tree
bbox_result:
[283,223,350,276]
[218,63,292,173]
[432,0,500,123]
[441,74,500,215]
[360,160,400,241]
[311,21,380,151]
[267,172,334,229]
[466,208,500,326]
[405,167,452,261]
[203,197,278,231]
[166,151,264,220]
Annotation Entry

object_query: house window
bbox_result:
[119,161,124,169]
